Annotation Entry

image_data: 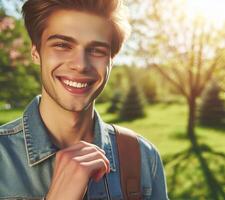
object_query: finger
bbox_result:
[54,141,90,176]
[73,154,110,176]
[59,141,105,155]
[56,145,106,170]
[53,143,106,179]
[71,146,105,157]
[81,159,110,181]
[76,141,106,154]
[92,170,105,182]
[73,151,110,169]
[53,143,84,177]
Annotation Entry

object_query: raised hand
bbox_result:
[46,141,110,200]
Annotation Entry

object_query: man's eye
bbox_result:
[53,43,72,49]
[86,47,109,57]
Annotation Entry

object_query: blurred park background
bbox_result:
[0,0,225,199]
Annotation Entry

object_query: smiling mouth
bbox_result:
[58,76,95,94]
[63,80,88,88]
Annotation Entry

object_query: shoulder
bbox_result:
[0,117,23,136]
[138,134,160,159]
[107,124,162,173]
[106,123,161,160]
[0,117,24,160]
[108,124,159,152]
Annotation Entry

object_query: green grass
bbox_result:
[1,103,225,199]
[0,109,23,125]
[96,103,225,200]
[96,103,225,156]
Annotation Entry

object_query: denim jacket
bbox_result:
[0,96,169,200]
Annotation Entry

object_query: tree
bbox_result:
[119,69,146,120]
[107,89,123,113]
[126,0,225,143]
[0,9,40,107]
[198,81,225,126]
[139,68,158,103]
[125,1,225,199]
[119,83,146,120]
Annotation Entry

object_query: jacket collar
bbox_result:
[93,111,116,172]
[22,96,116,171]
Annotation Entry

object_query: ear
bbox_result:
[31,45,40,65]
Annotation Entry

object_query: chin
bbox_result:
[57,100,92,113]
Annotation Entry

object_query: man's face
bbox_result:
[32,10,113,112]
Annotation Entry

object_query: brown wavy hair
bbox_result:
[22,0,131,57]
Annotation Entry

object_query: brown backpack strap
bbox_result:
[112,125,142,200]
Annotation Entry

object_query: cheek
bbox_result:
[52,50,72,60]
[41,50,66,73]
[91,57,111,72]
[44,50,65,64]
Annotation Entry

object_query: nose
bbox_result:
[69,48,89,72]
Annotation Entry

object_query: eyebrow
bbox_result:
[47,34,111,49]
[47,34,77,43]
[88,41,111,50]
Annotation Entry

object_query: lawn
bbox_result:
[0,108,23,125]
[95,103,225,156]
[96,103,225,200]
[1,103,225,199]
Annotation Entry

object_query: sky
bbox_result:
[1,0,22,18]
[185,0,225,28]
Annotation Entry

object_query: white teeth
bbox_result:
[63,79,88,88]
[64,80,70,85]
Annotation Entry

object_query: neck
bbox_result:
[39,94,95,148]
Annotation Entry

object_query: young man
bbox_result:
[0,0,168,199]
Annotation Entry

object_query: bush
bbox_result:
[141,75,158,103]
[198,81,225,126]
[0,11,40,108]
[107,89,123,113]
[119,82,146,121]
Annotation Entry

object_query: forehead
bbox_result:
[42,9,113,44]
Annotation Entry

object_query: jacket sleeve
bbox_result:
[151,149,169,200]
[138,135,169,200]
